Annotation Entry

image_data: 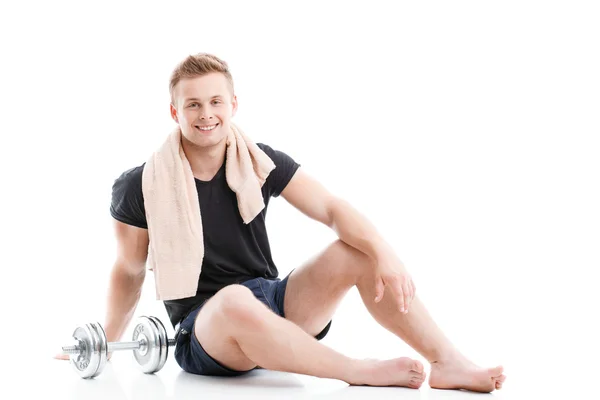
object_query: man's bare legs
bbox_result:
[284,240,506,392]
[356,271,506,392]
[194,284,426,387]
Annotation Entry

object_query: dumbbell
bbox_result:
[61,316,175,379]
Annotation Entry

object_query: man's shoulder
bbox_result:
[112,163,146,193]
[256,142,273,152]
[256,142,293,160]
[110,162,147,227]
[115,163,145,183]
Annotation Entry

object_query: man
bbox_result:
[61,53,506,392]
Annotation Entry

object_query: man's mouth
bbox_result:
[195,123,219,132]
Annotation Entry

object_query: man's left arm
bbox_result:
[281,168,415,313]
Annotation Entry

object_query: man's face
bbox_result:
[170,72,238,148]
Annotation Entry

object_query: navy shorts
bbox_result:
[173,272,332,376]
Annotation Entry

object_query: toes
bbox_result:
[410,371,426,383]
[411,360,424,373]
[496,375,505,389]
[411,372,426,382]
[410,377,424,388]
[412,373,426,382]
[494,374,506,390]
[488,365,504,377]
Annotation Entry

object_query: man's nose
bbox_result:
[199,108,214,120]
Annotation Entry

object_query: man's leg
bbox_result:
[194,284,426,387]
[283,239,506,393]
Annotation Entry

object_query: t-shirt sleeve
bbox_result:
[109,165,148,229]
[257,143,301,197]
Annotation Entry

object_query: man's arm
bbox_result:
[104,219,149,339]
[281,168,415,312]
[56,220,147,360]
[280,168,392,260]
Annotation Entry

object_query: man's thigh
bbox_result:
[283,239,369,338]
[174,286,258,376]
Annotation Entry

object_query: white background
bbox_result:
[1,1,598,399]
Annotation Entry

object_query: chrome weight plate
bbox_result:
[148,316,169,372]
[89,322,108,378]
[69,322,107,379]
[132,316,161,373]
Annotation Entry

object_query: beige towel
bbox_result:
[141,123,275,300]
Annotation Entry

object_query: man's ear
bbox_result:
[170,103,179,123]
[231,95,238,117]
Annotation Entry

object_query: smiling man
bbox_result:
[94,53,505,392]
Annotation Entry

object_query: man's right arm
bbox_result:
[55,219,148,361]
[103,219,149,344]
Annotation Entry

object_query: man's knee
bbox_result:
[192,285,260,372]
[214,284,266,328]
[330,239,375,281]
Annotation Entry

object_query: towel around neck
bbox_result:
[141,123,275,300]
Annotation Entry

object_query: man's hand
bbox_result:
[373,249,416,314]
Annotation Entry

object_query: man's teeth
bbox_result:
[198,124,217,131]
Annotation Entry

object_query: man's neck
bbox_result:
[181,136,227,181]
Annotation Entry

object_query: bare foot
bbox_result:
[351,357,426,388]
[429,357,506,393]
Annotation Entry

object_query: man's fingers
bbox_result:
[376,274,415,314]
[374,276,385,303]
[407,279,417,312]
[394,281,405,312]
[403,282,412,313]
[385,276,405,313]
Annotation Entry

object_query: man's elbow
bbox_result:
[325,196,346,229]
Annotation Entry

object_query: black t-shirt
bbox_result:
[109,143,300,329]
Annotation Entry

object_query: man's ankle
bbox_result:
[343,358,369,385]
[429,348,468,365]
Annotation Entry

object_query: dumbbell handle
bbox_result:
[62,338,175,355]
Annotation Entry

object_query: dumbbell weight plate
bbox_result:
[132,316,162,373]
[91,322,109,377]
[69,322,108,379]
[148,316,169,372]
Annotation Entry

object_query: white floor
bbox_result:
[9,283,598,400]
[8,301,597,400]
[23,355,497,400]
[11,350,583,400]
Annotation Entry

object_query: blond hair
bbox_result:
[169,53,234,105]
